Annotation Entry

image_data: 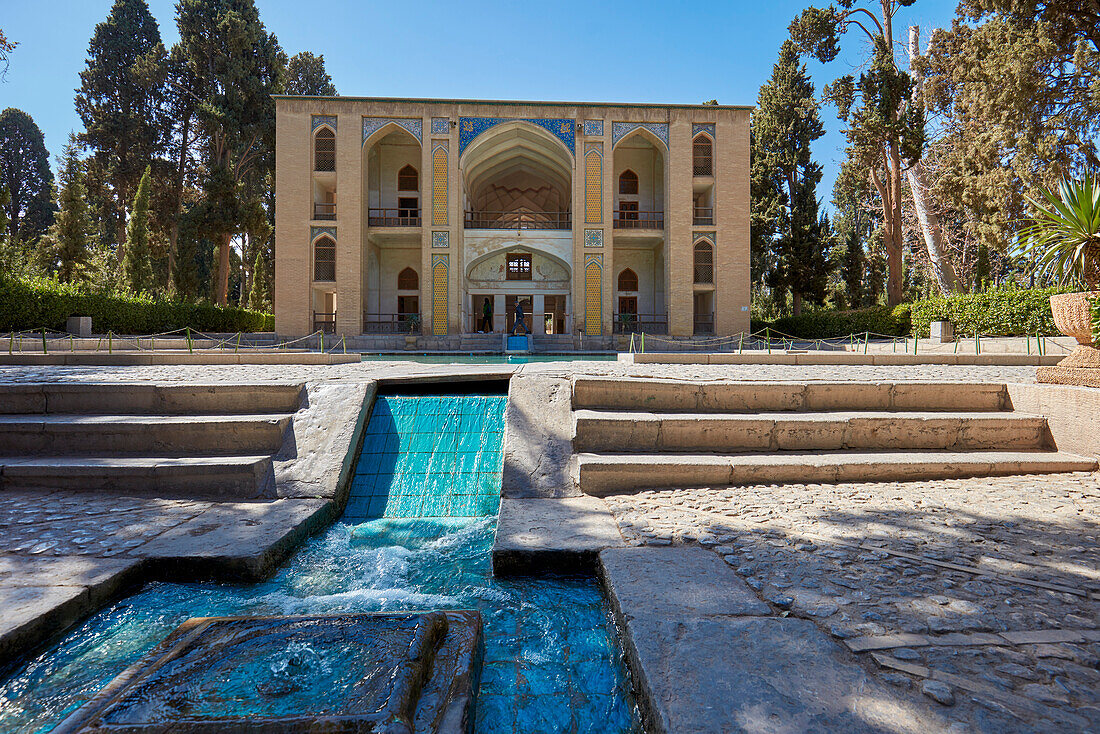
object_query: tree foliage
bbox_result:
[123,165,154,292]
[176,0,282,305]
[0,108,55,249]
[285,52,336,96]
[752,40,831,315]
[923,0,1100,257]
[50,137,94,283]
[76,0,167,251]
[790,0,924,307]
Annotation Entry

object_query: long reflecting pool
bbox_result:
[0,395,640,733]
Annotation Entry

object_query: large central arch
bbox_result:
[461,121,574,229]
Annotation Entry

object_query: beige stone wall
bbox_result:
[273,97,752,338]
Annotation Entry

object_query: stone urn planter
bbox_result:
[1049,291,1100,368]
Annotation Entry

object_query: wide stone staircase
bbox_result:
[0,383,304,497]
[571,378,1097,495]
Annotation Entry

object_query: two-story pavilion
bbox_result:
[273,96,750,343]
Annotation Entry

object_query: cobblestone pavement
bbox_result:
[604,472,1100,732]
[0,490,213,559]
[0,361,1039,385]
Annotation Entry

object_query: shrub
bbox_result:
[763,304,911,340]
[908,287,1064,337]
[0,275,274,334]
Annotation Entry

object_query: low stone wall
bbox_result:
[1007,382,1100,458]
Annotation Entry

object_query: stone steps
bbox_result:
[574,409,1051,453]
[576,450,1097,495]
[0,414,292,456]
[0,383,303,415]
[572,378,1008,413]
[0,455,275,497]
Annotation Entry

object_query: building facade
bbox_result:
[273,96,750,343]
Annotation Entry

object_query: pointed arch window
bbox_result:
[397,267,419,291]
[618,268,638,292]
[693,241,714,284]
[397,165,419,192]
[618,169,639,195]
[313,236,336,282]
[314,128,335,172]
[692,135,712,176]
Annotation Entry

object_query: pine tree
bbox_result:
[285,52,336,95]
[76,0,167,253]
[123,166,154,293]
[176,0,282,305]
[751,40,830,316]
[789,0,925,307]
[53,136,94,283]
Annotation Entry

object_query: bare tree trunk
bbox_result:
[907,26,959,294]
[792,291,802,316]
[215,234,231,305]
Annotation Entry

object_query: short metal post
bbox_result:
[108,331,112,354]
[42,328,47,355]
[186,327,193,354]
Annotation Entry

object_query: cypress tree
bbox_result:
[285,52,337,96]
[123,166,154,293]
[0,108,55,248]
[53,136,94,283]
[249,245,272,311]
[752,40,829,316]
[75,0,166,252]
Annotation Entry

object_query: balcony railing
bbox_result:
[368,208,421,227]
[464,211,571,230]
[313,202,336,221]
[693,208,714,226]
[363,312,421,334]
[313,311,336,333]
[693,316,715,335]
[614,211,664,229]
[613,313,668,334]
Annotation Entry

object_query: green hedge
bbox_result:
[908,287,1064,337]
[764,305,912,340]
[0,276,274,334]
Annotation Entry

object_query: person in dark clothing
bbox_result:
[512,300,529,335]
[480,297,493,332]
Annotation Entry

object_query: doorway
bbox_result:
[544,295,566,335]
[505,295,533,334]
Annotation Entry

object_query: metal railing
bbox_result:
[368,208,421,227]
[613,211,664,229]
[613,313,668,334]
[693,316,715,335]
[313,312,336,333]
[693,208,714,225]
[362,312,421,334]
[464,211,571,230]
[313,202,336,221]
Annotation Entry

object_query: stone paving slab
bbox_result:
[603,472,1100,731]
[599,546,948,733]
[500,374,576,498]
[491,496,625,574]
[135,498,335,581]
[0,557,142,664]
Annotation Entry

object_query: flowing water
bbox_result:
[0,395,640,733]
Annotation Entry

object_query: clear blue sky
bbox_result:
[2,0,960,200]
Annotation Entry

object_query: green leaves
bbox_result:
[789,7,842,63]
[1015,173,1100,289]
[909,287,1065,336]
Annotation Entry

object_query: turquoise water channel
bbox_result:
[0,395,640,733]
[360,354,618,364]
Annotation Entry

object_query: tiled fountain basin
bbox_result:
[53,611,483,734]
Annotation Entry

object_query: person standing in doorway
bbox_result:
[480,297,493,333]
[512,300,529,335]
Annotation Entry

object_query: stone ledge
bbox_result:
[598,546,947,733]
[0,556,144,666]
[491,496,625,575]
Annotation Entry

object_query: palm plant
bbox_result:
[1016,173,1100,289]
